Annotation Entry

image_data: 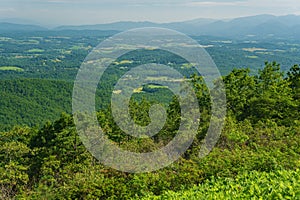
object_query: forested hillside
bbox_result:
[0,79,72,130]
[1,29,300,133]
[1,62,299,199]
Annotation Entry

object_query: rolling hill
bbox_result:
[1,14,300,39]
[0,22,47,32]
[54,14,300,39]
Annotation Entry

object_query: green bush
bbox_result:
[143,169,300,200]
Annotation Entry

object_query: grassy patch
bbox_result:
[243,47,267,52]
[147,84,169,89]
[114,60,134,65]
[27,48,45,53]
[0,66,24,72]
[246,55,258,59]
[181,63,194,69]
[133,87,143,93]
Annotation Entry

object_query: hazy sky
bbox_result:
[1,0,300,25]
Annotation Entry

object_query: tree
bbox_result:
[223,68,255,120]
[248,62,296,125]
[287,64,300,100]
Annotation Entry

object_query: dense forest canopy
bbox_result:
[0,60,299,199]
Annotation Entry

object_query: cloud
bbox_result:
[0,8,15,12]
[9,0,300,10]
[35,0,247,7]
[186,1,244,7]
[46,0,70,3]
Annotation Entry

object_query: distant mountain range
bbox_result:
[1,14,300,39]
[0,22,46,32]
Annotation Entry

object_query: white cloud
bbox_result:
[186,1,244,7]
[0,8,15,12]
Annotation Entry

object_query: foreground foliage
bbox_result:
[0,62,299,199]
[144,170,300,200]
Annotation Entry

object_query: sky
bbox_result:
[0,0,300,26]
